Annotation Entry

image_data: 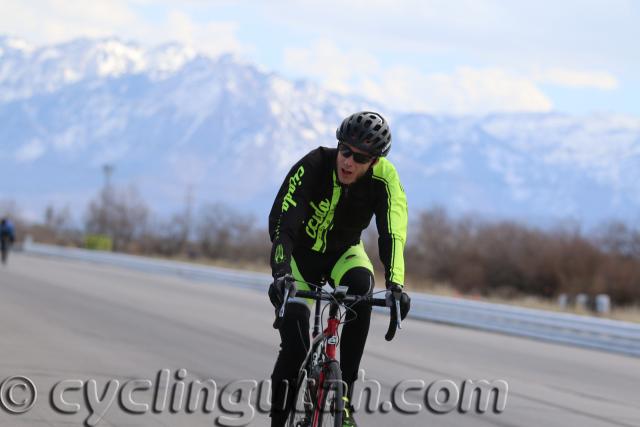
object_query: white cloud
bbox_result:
[1,0,137,43]
[284,40,378,94]
[15,139,46,162]
[377,66,552,114]
[0,0,248,57]
[266,0,639,73]
[534,68,619,90]
[161,10,244,57]
[284,40,552,114]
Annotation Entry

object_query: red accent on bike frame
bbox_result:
[312,317,340,426]
[324,318,340,359]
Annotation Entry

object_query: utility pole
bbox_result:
[101,164,115,235]
[102,164,114,190]
[184,183,194,243]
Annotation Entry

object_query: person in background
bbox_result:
[0,217,16,265]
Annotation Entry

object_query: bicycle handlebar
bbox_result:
[273,286,402,341]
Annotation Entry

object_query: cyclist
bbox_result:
[1,217,16,265]
[268,111,411,427]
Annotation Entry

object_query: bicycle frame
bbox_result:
[294,286,344,427]
[297,286,342,389]
[278,281,401,427]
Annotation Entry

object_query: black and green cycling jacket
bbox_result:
[268,146,408,286]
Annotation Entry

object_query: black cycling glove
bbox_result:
[268,273,296,308]
[386,281,411,320]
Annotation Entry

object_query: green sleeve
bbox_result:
[372,158,408,286]
[268,152,318,276]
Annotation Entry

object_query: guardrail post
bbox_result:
[557,293,568,310]
[595,294,611,314]
[575,293,589,310]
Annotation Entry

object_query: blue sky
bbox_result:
[2,0,639,116]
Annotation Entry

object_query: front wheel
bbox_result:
[314,361,343,427]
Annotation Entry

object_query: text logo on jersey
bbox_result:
[305,199,330,238]
[282,166,305,212]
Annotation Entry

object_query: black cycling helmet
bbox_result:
[336,111,391,157]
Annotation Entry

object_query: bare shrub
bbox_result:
[197,202,269,262]
[405,208,640,305]
[84,186,149,251]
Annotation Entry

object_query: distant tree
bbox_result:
[140,212,190,256]
[44,204,73,231]
[196,202,268,261]
[0,199,22,221]
[404,207,640,305]
[594,220,640,259]
[85,185,149,251]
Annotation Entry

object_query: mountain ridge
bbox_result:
[1,36,639,227]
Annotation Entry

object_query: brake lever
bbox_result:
[273,287,290,329]
[384,292,399,341]
[395,298,402,330]
[279,287,290,318]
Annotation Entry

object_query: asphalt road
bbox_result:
[0,253,638,427]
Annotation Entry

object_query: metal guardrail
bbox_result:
[21,240,271,292]
[21,241,640,358]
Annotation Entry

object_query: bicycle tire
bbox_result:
[314,360,343,427]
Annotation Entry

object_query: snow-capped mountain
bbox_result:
[1,36,639,226]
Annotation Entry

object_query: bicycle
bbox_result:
[273,280,403,427]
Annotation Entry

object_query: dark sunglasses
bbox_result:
[338,143,374,164]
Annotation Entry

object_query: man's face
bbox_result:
[336,143,376,185]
